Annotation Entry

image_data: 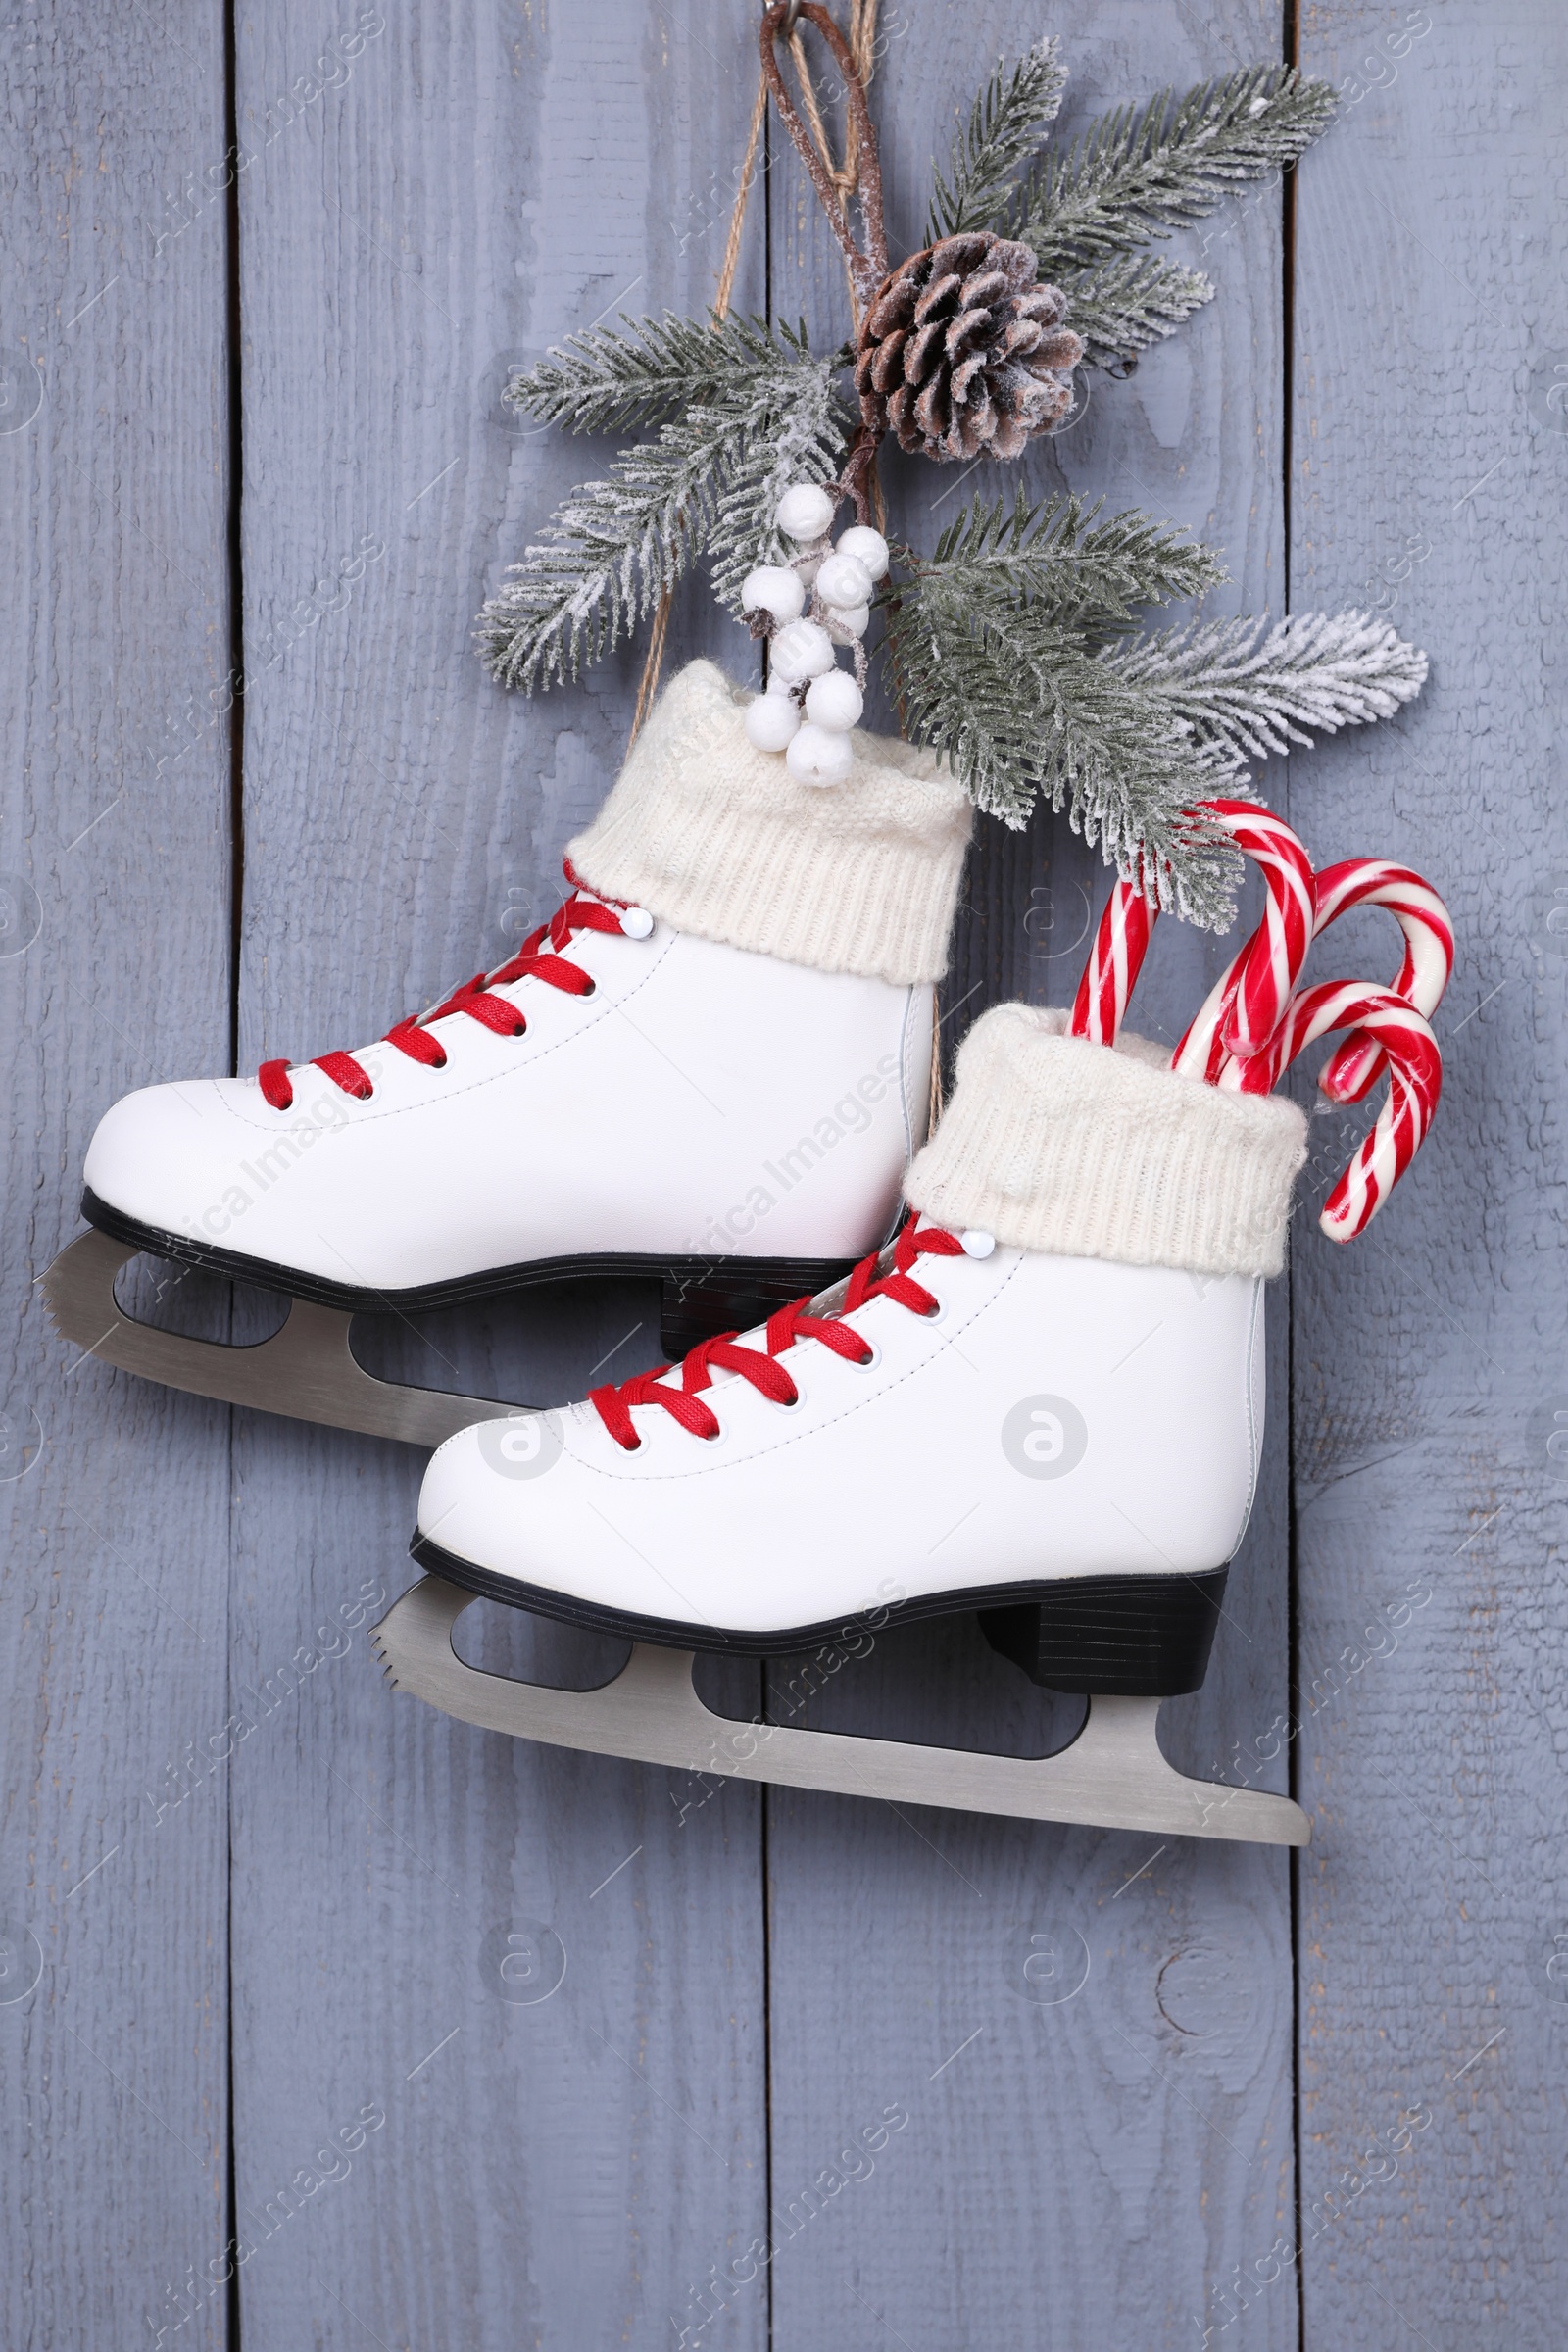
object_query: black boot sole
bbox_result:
[81,1188,855,1361]
[408,1531,1229,1699]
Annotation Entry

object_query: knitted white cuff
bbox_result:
[905,1004,1308,1278]
[567,660,973,985]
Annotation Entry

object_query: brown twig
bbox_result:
[760,2,887,315]
[830,422,880,525]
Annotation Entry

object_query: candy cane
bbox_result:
[1169,803,1316,1078]
[1069,879,1155,1045]
[1220,979,1442,1241]
[1306,860,1453,1102]
[1167,935,1251,1083]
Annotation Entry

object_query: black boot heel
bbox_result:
[658,1255,856,1361]
[978,1568,1228,1697]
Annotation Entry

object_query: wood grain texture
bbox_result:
[0,5,235,2346]
[1290,5,1568,2342]
[226,4,768,2344]
[763,6,1298,2345]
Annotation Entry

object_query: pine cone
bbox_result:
[855,232,1083,463]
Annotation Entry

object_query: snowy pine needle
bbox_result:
[1057,254,1214,369]
[506,311,811,436]
[1024,66,1336,275]
[927,36,1069,241]
[1102,612,1430,762]
[477,328,848,690]
[892,590,1248,927]
[887,498,1428,929]
[924,51,1335,369]
[886,492,1246,926]
[912,489,1223,626]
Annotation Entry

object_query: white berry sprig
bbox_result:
[740,481,890,787]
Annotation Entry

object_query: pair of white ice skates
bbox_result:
[50,663,1315,1842]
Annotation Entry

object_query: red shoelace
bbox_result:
[589,1216,966,1451]
[258,862,637,1111]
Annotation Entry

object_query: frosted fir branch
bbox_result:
[886,489,1251,922]
[709,366,851,612]
[1023,66,1338,275]
[886,579,1249,929]
[505,313,818,436]
[476,426,714,691]
[1058,254,1215,369]
[917,489,1225,632]
[1100,612,1430,763]
[477,350,846,689]
[926,36,1069,241]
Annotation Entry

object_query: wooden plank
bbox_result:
[0,4,235,2345]
[1290,6,1567,2341]
[225,4,768,2344]
[763,6,1300,2343]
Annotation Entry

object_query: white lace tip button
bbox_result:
[619,906,654,939]
[960,1229,996,1258]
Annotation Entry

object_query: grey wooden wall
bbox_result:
[2,1,1561,2344]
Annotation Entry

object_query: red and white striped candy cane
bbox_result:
[1069,878,1155,1045]
[1197,857,1452,1095]
[1220,979,1442,1240]
[1169,803,1316,1078]
[1167,935,1250,1083]
[1306,860,1453,1102]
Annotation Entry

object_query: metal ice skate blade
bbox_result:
[373,1575,1312,1845]
[44,1229,514,1447]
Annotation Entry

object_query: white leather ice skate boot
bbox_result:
[47,662,970,1445]
[386,1004,1311,1843]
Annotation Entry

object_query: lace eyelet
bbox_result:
[845,1338,881,1373]
[578,979,597,999]
[920,1294,946,1325]
[771,1377,805,1412]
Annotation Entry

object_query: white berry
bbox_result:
[805,670,863,732]
[835,524,890,580]
[768,616,836,684]
[740,564,806,625]
[776,483,837,543]
[744,691,802,752]
[823,602,870,644]
[814,551,874,611]
[786,722,855,787]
